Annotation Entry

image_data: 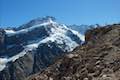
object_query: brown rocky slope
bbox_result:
[27,24,120,80]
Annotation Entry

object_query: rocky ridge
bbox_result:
[27,24,120,80]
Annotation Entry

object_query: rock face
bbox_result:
[27,24,120,80]
[0,17,84,80]
[0,29,6,54]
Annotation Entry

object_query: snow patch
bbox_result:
[5,30,16,34]
[0,58,8,71]
[70,30,85,41]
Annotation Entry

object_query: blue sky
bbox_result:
[1,0,120,27]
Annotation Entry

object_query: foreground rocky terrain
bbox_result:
[28,24,120,80]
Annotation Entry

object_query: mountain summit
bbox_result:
[0,17,84,80]
[17,16,56,30]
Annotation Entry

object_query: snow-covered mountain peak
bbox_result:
[1,17,85,72]
[16,16,56,30]
[35,16,56,23]
[5,17,85,49]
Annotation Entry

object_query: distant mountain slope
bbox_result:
[68,24,91,34]
[0,16,85,80]
[27,24,120,80]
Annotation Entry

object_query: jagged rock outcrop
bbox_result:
[27,24,120,80]
[0,29,6,53]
